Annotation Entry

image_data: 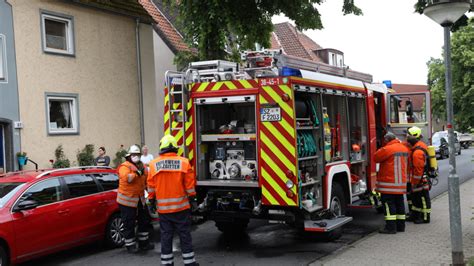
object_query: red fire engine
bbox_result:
[162,51,431,236]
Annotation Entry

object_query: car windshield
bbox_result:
[0,182,26,208]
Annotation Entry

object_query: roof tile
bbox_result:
[139,0,189,53]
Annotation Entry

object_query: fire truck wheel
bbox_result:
[330,183,346,216]
[215,219,249,234]
[322,183,346,241]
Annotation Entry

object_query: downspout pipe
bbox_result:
[135,18,145,146]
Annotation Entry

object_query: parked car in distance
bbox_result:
[0,167,124,265]
[433,131,461,156]
[432,135,449,159]
[458,132,473,149]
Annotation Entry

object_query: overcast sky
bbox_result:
[272,1,451,85]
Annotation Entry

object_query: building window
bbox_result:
[0,35,5,81]
[40,11,74,55]
[46,93,79,135]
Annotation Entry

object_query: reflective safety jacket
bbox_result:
[410,141,430,192]
[374,139,409,194]
[117,161,147,207]
[147,152,196,214]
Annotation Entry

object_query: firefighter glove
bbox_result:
[148,198,157,213]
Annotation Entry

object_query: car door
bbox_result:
[11,178,69,261]
[91,173,119,215]
[60,174,104,241]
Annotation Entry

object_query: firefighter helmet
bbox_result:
[407,126,422,138]
[160,135,178,151]
[126,145,141,157]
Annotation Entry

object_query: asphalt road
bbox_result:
[21,148,474,266]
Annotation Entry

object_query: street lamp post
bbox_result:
[423,1,471,265]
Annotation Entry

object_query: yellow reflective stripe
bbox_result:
[186,133,193,146]
[261,149,294,188]
[385,215,397,221]
[260,131,296,173]
[239,80,253,88]
[224,81,237,89]
[261,167,295,206]
[279,118,295,138]
[262,186,279,205]
[262,86,293,118]
[278,84,292,95]
[385,202,391,216]
[211,82,224,91]
[396,214,406,220]
[262,122,295,155]
[421,197,429,219]
[197,82,208,92]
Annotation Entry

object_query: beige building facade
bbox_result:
[9,0,158,169]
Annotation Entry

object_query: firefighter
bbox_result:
[147,135,197,266]
[406,126,431,224]
[117,145,154,253]
[374,132,410,234]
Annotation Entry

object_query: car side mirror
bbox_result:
[13,200,39,212]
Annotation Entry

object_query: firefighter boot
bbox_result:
[415,213,430,224]
[379,228,396,234]
[139,240,155,251]
[126,243,139,254]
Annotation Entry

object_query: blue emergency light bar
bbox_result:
[382,80,392,88]
[279,67,302,78]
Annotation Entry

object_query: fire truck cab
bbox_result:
[162,51,430,236]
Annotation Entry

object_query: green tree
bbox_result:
[165,0,362,65]
[426,17,474,132]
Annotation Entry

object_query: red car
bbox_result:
[0,167,124,265]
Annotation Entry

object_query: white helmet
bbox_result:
[126,145,141,157]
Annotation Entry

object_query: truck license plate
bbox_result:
[260,107,281,122]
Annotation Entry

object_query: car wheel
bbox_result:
[105,213,124,248]
[0,245,9,266]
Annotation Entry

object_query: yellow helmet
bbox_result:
[160,134,178,150]
[407,126,422,138]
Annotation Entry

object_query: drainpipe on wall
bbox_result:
[135,18,145,146]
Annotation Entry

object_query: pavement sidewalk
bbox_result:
[313,177,474,265]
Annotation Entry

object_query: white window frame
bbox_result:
[45,93,79,135]
[40,11,75,56]
[0,34,6,82]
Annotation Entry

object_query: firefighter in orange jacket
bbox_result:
[148,135,197,266]
[374,132,410,234]
[406,126,431,224]
[117,145,154,253]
